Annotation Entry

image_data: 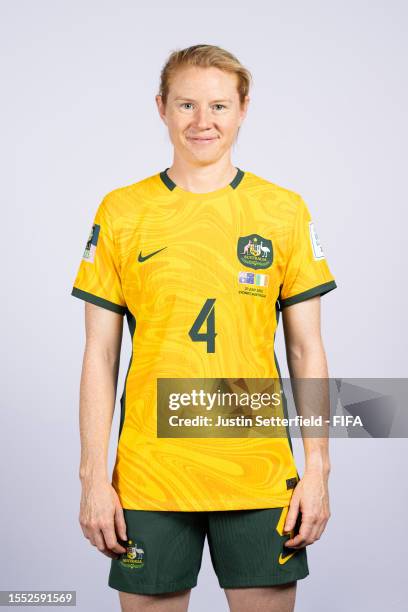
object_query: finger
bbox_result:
[101,548,120,559]
[102,526,127,554]
[304,512,325,542]
[307,523,321,544]
[114,504,128,542]
[284,499,300,533]
[315,517,329,540]
[79,516,91,540]
[285,520,313,548]
[92,530,108,552]
[284,533,307,548]
[301,515,321,543]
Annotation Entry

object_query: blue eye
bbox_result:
[180,102,227,110]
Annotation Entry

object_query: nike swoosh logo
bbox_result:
[278,550,297,565]
[138,247,167,262]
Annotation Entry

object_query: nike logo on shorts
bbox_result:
[278,550,297,564]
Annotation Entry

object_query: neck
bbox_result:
[166,157,237,193]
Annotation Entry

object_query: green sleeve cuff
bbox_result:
[278,280,337,310]
[71,287,127,315]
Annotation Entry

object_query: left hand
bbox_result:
[283,469,331,549]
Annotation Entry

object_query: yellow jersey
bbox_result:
[71,167,337,511]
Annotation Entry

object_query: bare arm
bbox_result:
[281,296,331,548]
[78,302,128,558]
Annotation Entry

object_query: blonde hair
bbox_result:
[158,44,252,107]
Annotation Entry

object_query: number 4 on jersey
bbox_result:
[189,298,217,353]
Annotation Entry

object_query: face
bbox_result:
[156,66,249,165]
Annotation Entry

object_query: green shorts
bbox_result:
[108,507,309,595]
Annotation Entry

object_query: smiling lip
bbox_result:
[187,136,218,142]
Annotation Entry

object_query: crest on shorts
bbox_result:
[237,234,273,270]
[119,538,145,570]
[82,223,100,263]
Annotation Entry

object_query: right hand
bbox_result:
[79,479,128,559]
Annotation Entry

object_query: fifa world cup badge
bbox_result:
[82,223,100,263]
[309,222,325,260]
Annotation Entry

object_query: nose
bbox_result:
[192,106,213,130]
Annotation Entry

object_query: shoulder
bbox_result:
[244,170,303,204]
[99,173,158,219]
[243,170,305,216]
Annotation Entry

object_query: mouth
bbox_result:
[187,136,219,144]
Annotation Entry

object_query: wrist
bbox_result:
[305,453,331,475]
[304,464,331,477]
[79,465,109,483]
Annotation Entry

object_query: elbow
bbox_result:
[285,337,325,363]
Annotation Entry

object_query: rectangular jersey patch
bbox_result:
[82,223,100,263]
[238,271,269,286]
[286,477,298,490]
[309,221,325,260]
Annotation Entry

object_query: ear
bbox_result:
[239,95,250,124]
[155,94,168,125]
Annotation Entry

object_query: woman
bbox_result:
[71,44,337,612]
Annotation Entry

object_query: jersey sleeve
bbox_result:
[70,198,127,315]
[278,195,337,310]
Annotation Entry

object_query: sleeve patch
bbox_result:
[82,223,100,263]
[309,221,325,260]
